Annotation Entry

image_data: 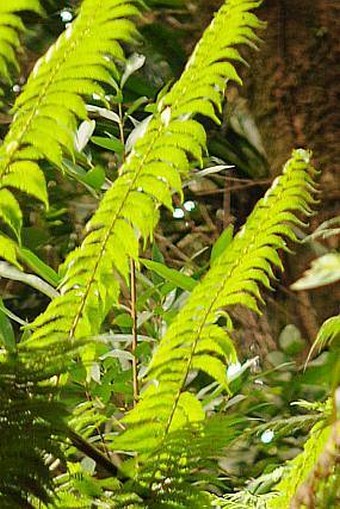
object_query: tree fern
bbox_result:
[0,0,141,265]
[26,0,263,350]
[112,150,318,483]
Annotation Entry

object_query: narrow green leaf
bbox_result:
[83,165,106,190]
[0,298,15,352]
[141,258,197,292]
[210,224,234,265]
[0,261,59,299]
[18,247,60,287]
[91,136,124,154]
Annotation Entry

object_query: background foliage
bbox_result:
[0,1,338,508]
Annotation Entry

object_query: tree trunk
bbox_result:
[239,0,340,338]
[242,0,339,193]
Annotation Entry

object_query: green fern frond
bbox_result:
[107,416,244,508]
[112,150,318,473]
[26,0,263,353]
[0,338,121,508]
[0,0,42,92]
[0,343,73,508]
[51,462,122,509]
[267,419,337,509]
[253,413,323,441]
[129,416,244,508]
[0,0,142,261]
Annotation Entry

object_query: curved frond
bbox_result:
[124,416,244,508]
[26,0,263,351]
[0,342,75,508]
[267,419,339,509]
[0,0,142,260]
[112,150,318,476]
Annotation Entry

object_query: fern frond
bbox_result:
[112,150,318,476]
[267,419,338,509]
[0,0,42,93]
[288,420,340,509]
[0,0,141,260]
[217,490,276,509]
[0,343,73,508]
[26,0,263,352]
[252,413,323,441]
[127,416,244,508]
[0,338,122,508]
[51,462,122,509]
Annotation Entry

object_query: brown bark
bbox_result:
[239,0,340,339]
[242,0,340,192]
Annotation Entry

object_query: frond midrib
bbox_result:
[68,121,167,340]
[139,153,316,480]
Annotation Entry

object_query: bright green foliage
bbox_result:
[0,0,141,263]
[52,416,244,508]
[0,0,42,91]
[0,1,333,507]
[112,150,318,483]
[120,417,244,508]
[26,0,263,350]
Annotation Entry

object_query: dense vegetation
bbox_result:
[0,0,339,507]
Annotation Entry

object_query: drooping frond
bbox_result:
[112,150,318,479]
[118,416,244,508]
[26,0,263,351]
[0,0,142,264]
[0,342,74,508]
[267,419,339,509]
[0,0,42,94]
[0,337,121,508]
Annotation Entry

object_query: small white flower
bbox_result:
[261,429,274,444]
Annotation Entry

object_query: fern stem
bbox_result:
[67,426,121,477]
[118,101,126,162]
[117,90,139,405]
[130,259,139,406]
